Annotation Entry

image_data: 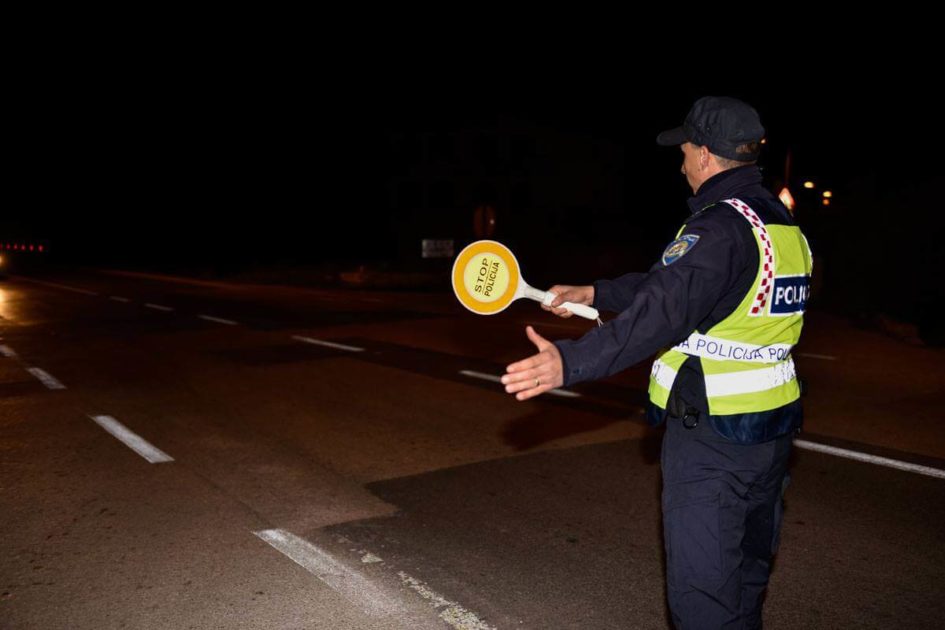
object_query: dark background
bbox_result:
[5,44,942,339]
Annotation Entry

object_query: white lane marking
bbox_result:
[89,415,174,464]
[292,335,365,352]
[0,345,18,359]
[794,439,945,480]
[109,296,132,303]
[254,529,404,618]
[796,352,837,361]
[398,572,496,630]
[18,278,99,296]
[26,367,66,390]
[198,314,239,326]
[460,369,581,398]
[361,552,383,564]
[145,303,174,312]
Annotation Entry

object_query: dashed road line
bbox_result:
[254,529,405,619]
[256,529,495,629]
[292,336,365,352]
[460,369,581,398]
[794,439,945,480]
[89,415,174,464]
[361,552,383,564]
[14,277,99,296]
[109,296,132,303]
[198,314,239,326]
[796,352,837,361]
[26,367,66,390]
[145,303,174,312]
[0,344,18,359]
[398,572,496,630]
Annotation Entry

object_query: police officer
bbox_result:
[500,96,812,629]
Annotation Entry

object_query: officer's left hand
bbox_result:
[501,326,564,401]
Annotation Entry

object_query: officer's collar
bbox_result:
[687,165,763,215]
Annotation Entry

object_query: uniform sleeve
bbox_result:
[553,209,753,387]
[592,272,647,313]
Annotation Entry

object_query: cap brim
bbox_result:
[656,126,687,146]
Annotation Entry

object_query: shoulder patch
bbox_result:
[662,234,700,266]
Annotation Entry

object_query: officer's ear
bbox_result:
[698,145,712,170]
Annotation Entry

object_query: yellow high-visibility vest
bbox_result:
[648,198,813,415]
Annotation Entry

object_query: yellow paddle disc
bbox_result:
[451,240,521,315]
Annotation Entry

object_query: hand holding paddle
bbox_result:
[452,240,600,320]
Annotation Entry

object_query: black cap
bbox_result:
[657,96,765,162]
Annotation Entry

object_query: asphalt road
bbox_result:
[2,267,943,629]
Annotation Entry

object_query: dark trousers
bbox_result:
[661,413,792,630]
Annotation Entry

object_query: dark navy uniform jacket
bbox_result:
[553,165,803,444]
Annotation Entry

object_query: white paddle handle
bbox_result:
[523,286,600,321]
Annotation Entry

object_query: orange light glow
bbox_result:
[778,187,795,211]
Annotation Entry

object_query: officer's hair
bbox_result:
[713,142,760,170]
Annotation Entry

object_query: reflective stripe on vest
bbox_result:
[651,356,796,398]
[705,357,796,396]
[650,357,678,393]
[670,332,793,364]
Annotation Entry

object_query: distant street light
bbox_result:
[823,190,833,199]
[803,181,815,189]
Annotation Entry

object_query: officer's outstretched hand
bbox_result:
[502,326,564,401]
[541,284,594,318]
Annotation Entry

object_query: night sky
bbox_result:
[7,49,941,278]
